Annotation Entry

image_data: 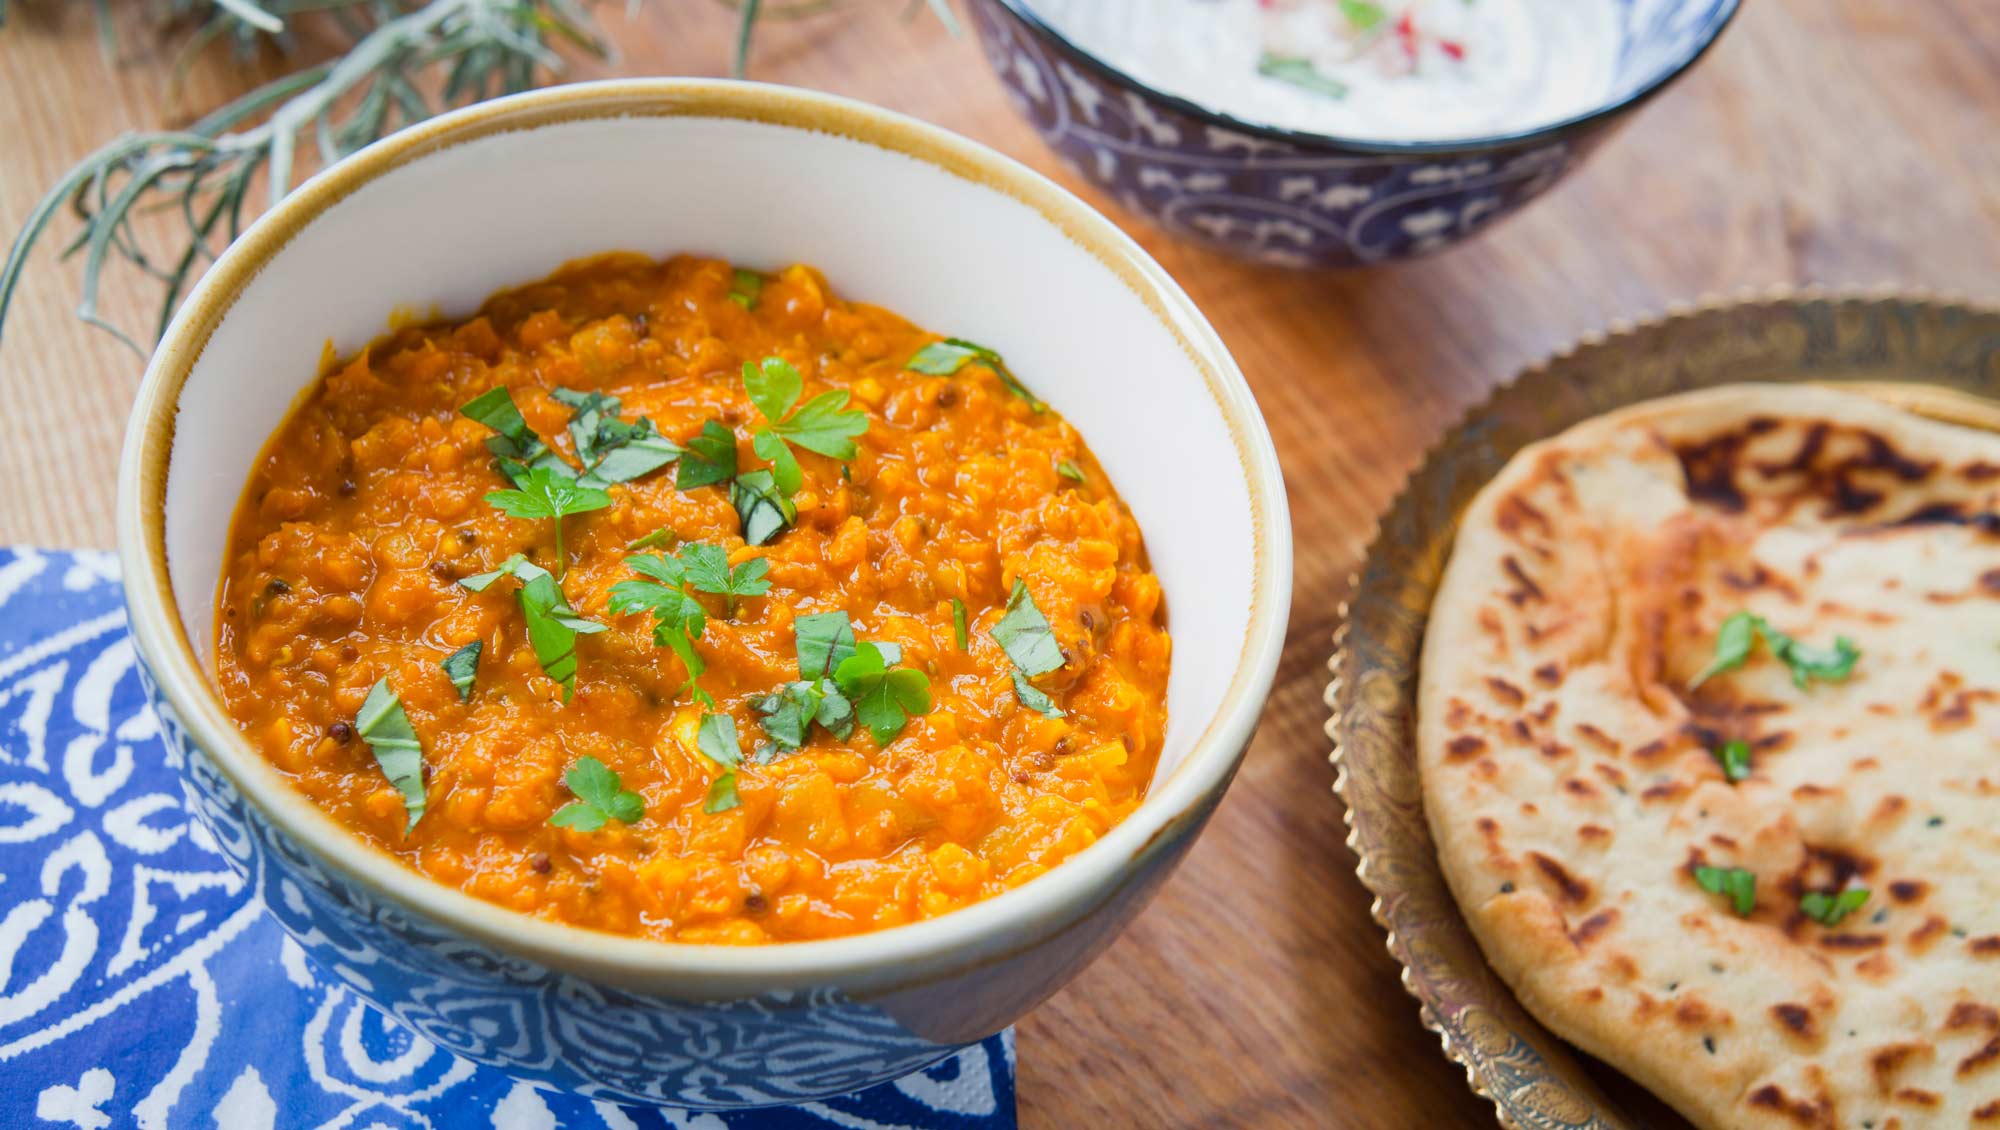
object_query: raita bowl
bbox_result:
[969,0,1741,268]
[116,79,1292,1109]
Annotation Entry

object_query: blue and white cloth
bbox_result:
[0,548,1015,1129]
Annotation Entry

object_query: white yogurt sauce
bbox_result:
[1028,0,1623,142]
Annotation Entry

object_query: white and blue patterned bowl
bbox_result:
[971,0,1740,267]
[116,81,1291,1109]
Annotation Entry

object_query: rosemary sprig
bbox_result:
[0,0,613,354]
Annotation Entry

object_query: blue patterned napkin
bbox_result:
[0,548,1015,1129]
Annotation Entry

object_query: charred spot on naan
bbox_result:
[1673,417,1953,524]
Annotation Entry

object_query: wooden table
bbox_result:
[4,1,1997,1124]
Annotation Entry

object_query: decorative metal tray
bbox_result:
[1325,294,2000,1128]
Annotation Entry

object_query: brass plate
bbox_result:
[1325,293,2000,1128]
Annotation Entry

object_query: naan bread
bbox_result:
[1420,384,2000,1129]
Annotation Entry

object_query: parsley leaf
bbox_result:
[1799,887,1870,927]
[743,356,803,424]
[751,681,823,751]
[550,387,682,489]
[1712,739,1751,782]
[1338,0,1387,31]
[775,390,870,459]
[460,554,607,701]
[992,579,1063,676]
[1693,864,1757,917]
[355,679,426,833]
[950,598,969,651]
[677,542,771,616]
[752,428,803,497]
[625,528,676,552]
[1011,670,1064,719]
[1055,460,1086,483]
[459,387,569,487]
[676,420,738,490]
[730,468,796,547]
[729,268,763,310]
[833,641,932,745]
[796,610,857,680]
[696,711,744,813]
[549,755,644,832]
[906,337,1046,412]
[1690,611,1860,691]
[1257,53,1350,99]
[441,641,481,702]
[484,465,612,578]
[607,553,709,697]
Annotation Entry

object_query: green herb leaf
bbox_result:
[906,337,1046,412]
[1757,621,1861,690]
[485,464,613,523]
[743,357,803,424]
[813,679,856,740]
[677,542,771,616]
[1689,611,1758,689]
[441,641,481,703]
[1800,886,1870,927]
[549,755,644,832]
[751,681,823,751]
[950,598,969,651]
[752,427,803,497]
[460,554,606,701]
[608,554,709,695]
[1338,0,1387,31]
[1712,738,1752,782]
[731,469,795,546]
[1055,460,1086,483]
[704,773,741,813]
[1011,670,1064,718]
[1693,864,1757,917]
[774,390,869,459]
[1256,52,1350,100]
[796,611,857,680]
[626,528,677,552]
[676,420,739,491]
[992,579,1063,676]
[697,710,743,771]
[833,641,932,745]
[355,679,426,833]
[729,268,763,310]
[460,387,571,487]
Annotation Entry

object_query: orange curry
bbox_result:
[214,253,1170,944]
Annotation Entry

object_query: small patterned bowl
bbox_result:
[968,0,1740,268]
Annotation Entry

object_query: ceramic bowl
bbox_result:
[969,0,1741,267]
[115,80,1291,1109]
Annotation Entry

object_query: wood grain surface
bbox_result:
[3,1,1997,1125]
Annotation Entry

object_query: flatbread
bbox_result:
[1419,384,2000,1128]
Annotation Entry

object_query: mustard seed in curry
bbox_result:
[214,253,1171,944]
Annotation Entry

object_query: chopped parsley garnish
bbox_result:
[355,679,425,833]
[1011,671,1064,719]
[625,528,676,552]
[1690,611,1859,691]
[549,387,682,488]
[993,579,1064,676]
[950,598,969,651]
[459,554,607,701]
[833,640,932,745]
[795,610,858,680]
[459,386,566,487]
[1256,53,1350,100]
[1712,739,1751,783]
[696,711,743,813]
[906,337,1046,412]
[441,641,481,702]
[484,465,611,578]
[676,542,771,616]
[730,468,795,547]
[676,420,739,491]
[991,579,1066,717]
[1800,887,1870,927]
[549,755,644,831]
[751,679,855,753]
[1693,864,1756,916]
[728,268,763,310]
[608,552,711,702]
[1056,460,1086,483]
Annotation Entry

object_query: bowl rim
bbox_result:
[116,78,1294,987]
[990,0,1743,156]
